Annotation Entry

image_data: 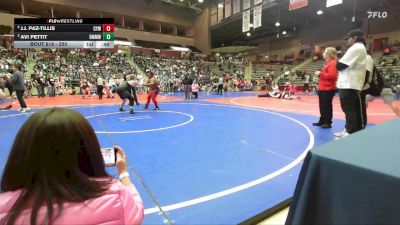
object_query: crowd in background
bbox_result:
[0,41,400,100]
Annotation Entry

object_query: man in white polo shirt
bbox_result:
[335,29,367,138]
[360,53,374,128]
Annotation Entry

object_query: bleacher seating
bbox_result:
[375,54,400,86]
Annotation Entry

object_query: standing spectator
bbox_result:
[335,29,367,138]
[360,54,374,128]
[47,75,56,97]
[109,76,117,93]
[24,77,32,98]
[313,47,338,129]
[11,64,30,112]
[182,74,193,100]
[303,73,310,94]
[35,74,46,97]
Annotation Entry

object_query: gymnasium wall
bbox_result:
[32,0,195,27]
[247,16,400,58]
[193,9,211,53]
[369,31,400,44]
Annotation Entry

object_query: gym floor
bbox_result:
[0,92,397,224]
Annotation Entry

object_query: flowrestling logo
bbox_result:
[367,11,388,19]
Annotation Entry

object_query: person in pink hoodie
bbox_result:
[191,81,200,99]
[0,108,144,225]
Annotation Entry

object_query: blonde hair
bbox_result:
[127,74,136,81]
[324,47,337,60]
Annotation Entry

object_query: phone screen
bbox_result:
[101,148,116,167]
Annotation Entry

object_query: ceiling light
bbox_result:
[246,32,251,37]
[317,10,323,15]
[198,0,203,2]
[218,3,223,8]
[249,23,253,28]
[275,22,280,27]
[282,30,287,35]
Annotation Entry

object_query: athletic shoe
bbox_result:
[144,106,148,109]
[321,124,332,129]
[154,106,160,110]
[5,105,12,110]
[21,107,30,113]
[334,129,347,137]
[312,122,322,126]
[119,108,125,112]
[130,109,134,114]
[136,103,140,106]
[334,131,349,139]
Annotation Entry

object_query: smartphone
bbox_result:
[101,147,117,167]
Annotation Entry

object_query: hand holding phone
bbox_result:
[115,146,128,175]
[101,147,117,167]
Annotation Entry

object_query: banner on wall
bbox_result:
[242,10,250,32]
[289,0,308,11]
[217,1,224,21]
[254,0,263,5]
[253,5,262,28]
[225,0,232,18]
[326,0,342,7]
[243,0,251,10]
[233,0,241,14]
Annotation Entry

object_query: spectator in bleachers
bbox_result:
[0,108,144,224]
[0,75,5,92]
[313,47,338,129]
[5,72,14,98]
[396,84,400,99]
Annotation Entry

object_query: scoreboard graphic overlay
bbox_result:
[14,18,114,49]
